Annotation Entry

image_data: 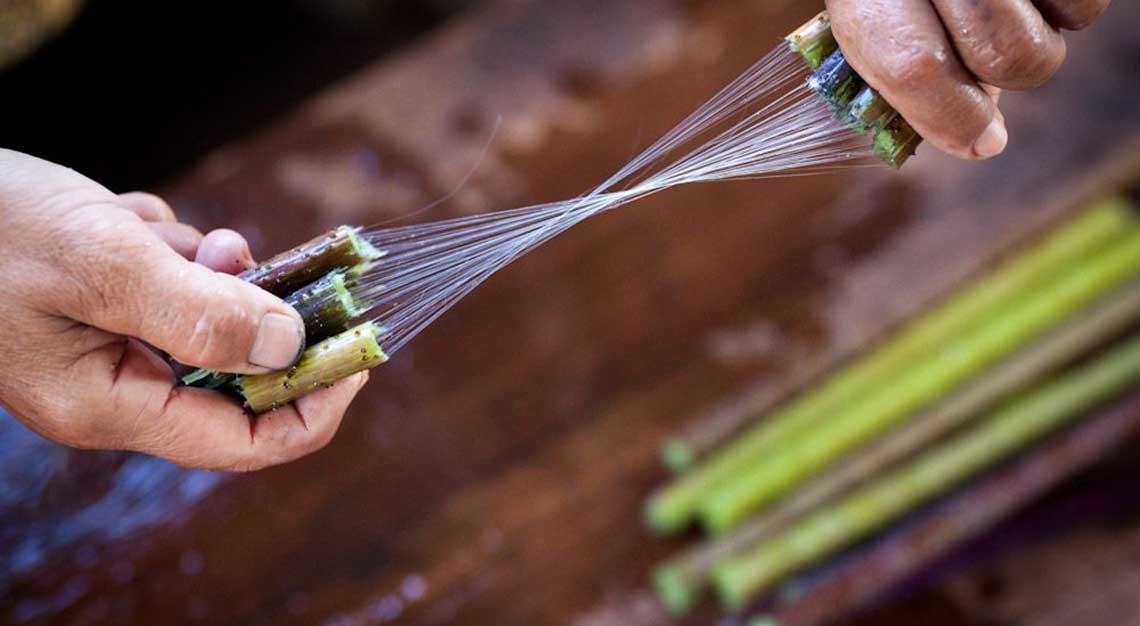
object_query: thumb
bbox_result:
[63,220,305,374]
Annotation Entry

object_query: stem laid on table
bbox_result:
[661,361,854,474]
[699,227,1140,533]
[239,225,385,297]
[693,222,1140,529]
[712,332,1140,609]
[751,389,1140,626]
[660,375,829,474]
[238,322,388,414]
[644,200,1138,534]
[654,278,1140,615]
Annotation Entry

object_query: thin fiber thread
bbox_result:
[347,46,873,354]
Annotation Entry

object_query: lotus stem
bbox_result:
[660,375,832,474]
[872,114,922,169]
[785,12,836,70]
[644,200,1137,534]
[789,11,923,167]
[750,390,1140,626]
[844,86,894,134]
[286,263,372,343]
[807,49,864,113]
[237,322,388,414]
[653,278,1140,614]
[239,225,384,297]
[712,332,1140,609]
[182,262,374,388]
[698,226,1140,533]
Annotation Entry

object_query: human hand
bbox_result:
[0,149,367,471]
[825,0,1110,159]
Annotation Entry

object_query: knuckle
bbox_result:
[970,32,1065,89]
[121,191,176,221]
[177,288,257,367]
[881,46,953,91]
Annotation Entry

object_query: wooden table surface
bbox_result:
[3,1,1140,625]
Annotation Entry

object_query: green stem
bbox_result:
[790,11,923,167]
[239,225,384,296]
[713,332,1140,609]
[807,49,864,112]
[660,375,829,474]
[872,114,922,169]
[643,200,1137,534]
[237,322,388,414]
[180,368,235,389]
[752,389,1140,626]
[181,262,374,388]
[785,12,836,70]
[286,264,372,343]
[699,227,1140,532]
[652,277,1140,615]
[844,86,894,134]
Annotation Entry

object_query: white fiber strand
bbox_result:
[348,46,870,354]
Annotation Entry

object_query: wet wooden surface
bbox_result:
[3,1,1140,625]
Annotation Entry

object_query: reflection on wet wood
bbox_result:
[2,1,1140,625]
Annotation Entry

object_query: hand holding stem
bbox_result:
[826,0,1110,160]
[0,149,368,471]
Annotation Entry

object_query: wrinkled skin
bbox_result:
[827,0,1111,159]
[0,149,367,471]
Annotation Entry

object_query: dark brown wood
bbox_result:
[2,1,1140,625]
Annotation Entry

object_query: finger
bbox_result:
[1031,0,1110,30]
[195,229,256,275]
[981,83,1003,103]
[64,338,366,470]
[58,221,306,374]
[118,191,177,222]
[147,222,203,259]
[930,0,1066,90]
[826,0,1006,159]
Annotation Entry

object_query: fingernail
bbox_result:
[973,118,1008,159]
[249,313,305,369]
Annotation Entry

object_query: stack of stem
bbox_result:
[646,199,1137,535]
[752,388,1140,626]
[180,226,389,413]
[700,225,1140,532]
[646,189,1140,617]
[713,333,1140,607]
[787,11,921,167]
[653,278,1140,614]
[660,202,1136,474]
